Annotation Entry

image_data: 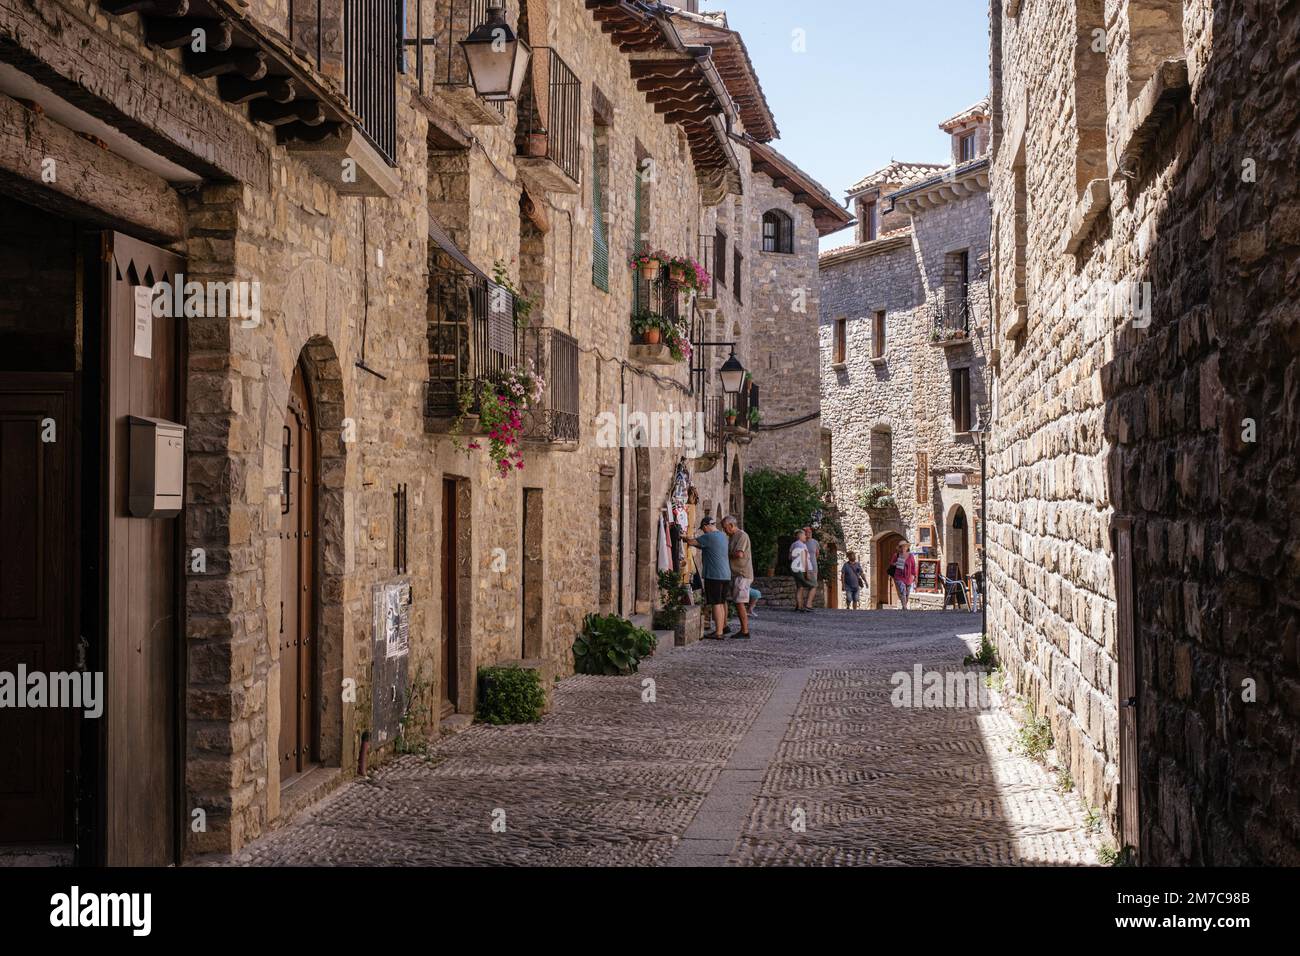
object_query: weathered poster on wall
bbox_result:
[384,581,411,659]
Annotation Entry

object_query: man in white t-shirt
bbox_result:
[789,529,815,613]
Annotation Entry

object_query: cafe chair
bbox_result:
[939,573,972,611]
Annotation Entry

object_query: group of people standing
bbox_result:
[686,515,757,639]
[840,541,918,610]
[683,519,931,630]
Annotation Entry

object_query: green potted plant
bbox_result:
[742,371,753,393]
[632,309,665,345]
[748,407,762,428]
[629,247,663,281]
[725,406,738,426]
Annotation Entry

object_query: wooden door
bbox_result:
[521,488,543,659]
[102,232,184,865]
[1114,517,1140,856]
[440,478,459,715]
[279,364,316,781]
[876,533,903,608]
[0,376,74,844]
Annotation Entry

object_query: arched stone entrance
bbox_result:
[946,504,970,581]
[267,337,348,804]
[875,531,905,608]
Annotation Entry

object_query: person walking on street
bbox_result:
[890,540,918,610]
[789,529,815,612]
[842,551,864,609]
[802,526,820,588]
[686,516,733,638]
[721,515,753,639]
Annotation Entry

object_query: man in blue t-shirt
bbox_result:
[687,515,733,639]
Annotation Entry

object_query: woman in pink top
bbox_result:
[892,541,918,610]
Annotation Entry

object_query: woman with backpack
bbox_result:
[888,540,917,610]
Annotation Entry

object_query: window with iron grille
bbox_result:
[733,249,742,303]
[870,427,892,486]
[761,210,794,253]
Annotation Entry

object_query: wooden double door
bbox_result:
[0,229,184,864]
[279,364,318,781]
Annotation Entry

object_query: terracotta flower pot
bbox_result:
[527,132,549,157]
[643,327,662,345]
[726,415,737,426]
[639,261,660,281]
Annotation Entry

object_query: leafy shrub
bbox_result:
[855,482,896,510]
[742,468,827,575]
[963,634,999,667]
[573,613,657,676]
[1016,707,1054,760]
[476,665,545,725]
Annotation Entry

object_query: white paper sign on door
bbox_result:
[131,286,153,361]
[133,285,153,359]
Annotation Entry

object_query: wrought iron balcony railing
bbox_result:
[345,0,401,165]
[632,265,681,332]
[427,261,518,420]
[697,234,716,300]
[517,47,582,186]
[927,295,973,341]
[520,326,580,444]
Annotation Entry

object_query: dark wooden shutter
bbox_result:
[592,147,609,291]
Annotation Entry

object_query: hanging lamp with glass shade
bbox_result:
[460,5,532,102]
[718,349,746,394]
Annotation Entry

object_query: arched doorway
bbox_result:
[875,532,905,608]
[279,361,318,784]
[947,506,969,581]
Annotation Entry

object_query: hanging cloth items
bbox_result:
[669,520,683,573]
[657,514,672,572]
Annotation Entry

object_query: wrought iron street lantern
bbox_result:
[460,5,532,102]
[718,348,746,394]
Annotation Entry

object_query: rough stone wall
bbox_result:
[183,84,434,853]
[989,0,1300,863]
[988,0,1120,838]
[745,172,823,479]
[820,179,988,609]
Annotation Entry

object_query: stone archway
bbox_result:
[874,531,905,609]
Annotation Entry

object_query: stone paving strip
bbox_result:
[218,609,1100,867]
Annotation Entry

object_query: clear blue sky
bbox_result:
[718,0,991,248]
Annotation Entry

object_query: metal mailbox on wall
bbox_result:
[127,415,185,517]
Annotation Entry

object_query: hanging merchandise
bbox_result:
[657,513,672,572]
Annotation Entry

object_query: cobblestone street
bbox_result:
[223,610,1100,867]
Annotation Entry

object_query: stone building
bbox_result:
[988,0,1300,863]
[0,0,844,864]
[820,103,992,609]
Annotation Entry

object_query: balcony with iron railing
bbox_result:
[96,0,404,195]
[426,262,519,428]
[520,326,580,446]
[696,234,718,306]
[629,264,687,368]
[927,292,975,347]
[516,47,582,195]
